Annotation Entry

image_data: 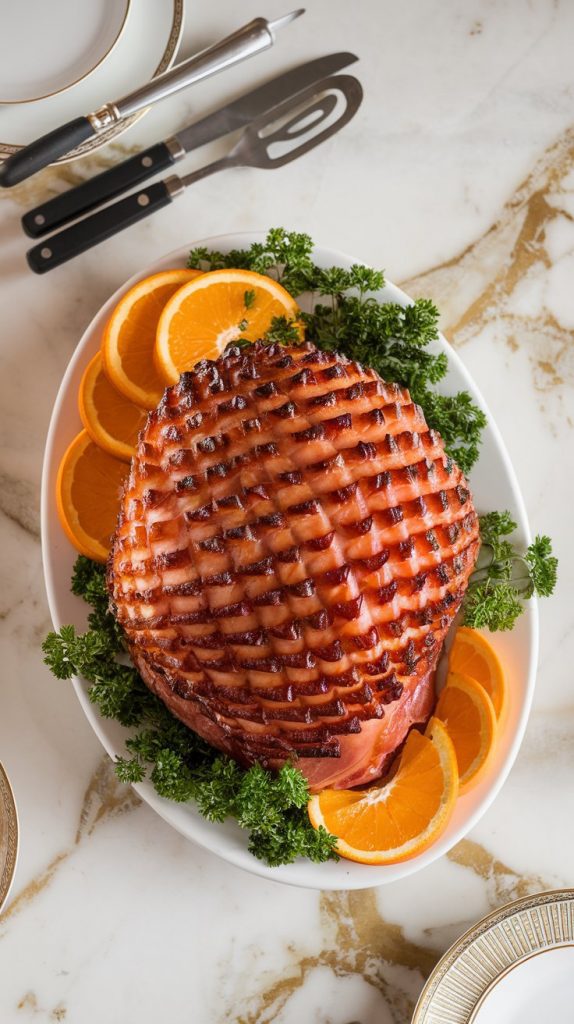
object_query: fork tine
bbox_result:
[263,93,339,142]
[237,74,363,170]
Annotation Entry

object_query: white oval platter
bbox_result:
[41,233,538,890]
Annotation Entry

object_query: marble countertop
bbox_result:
[1,1,572,1020]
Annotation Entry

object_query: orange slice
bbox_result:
[308,718,458,865]
[434,672,497,791]
[448,627,506,718]
[79,352,148,462]
[154,268,301,385]
[102,268,201,408]
[56,430,127,562]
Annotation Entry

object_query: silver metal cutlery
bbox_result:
[26,74,363,274]
[22,52,358,237]
[0,10,305,188]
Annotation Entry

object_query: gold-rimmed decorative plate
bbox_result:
[0,763,18,914]
[0,0,132,105]
[0,0,184,164]
[413,889,574,1023]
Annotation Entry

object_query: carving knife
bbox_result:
[22,51,358,238]
[0,10,305,189]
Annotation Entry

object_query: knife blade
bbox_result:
[1,10,305,189]
[22,51,358,238]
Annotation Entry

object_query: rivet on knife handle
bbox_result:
[22,139,184,238]
[26,180,179,274]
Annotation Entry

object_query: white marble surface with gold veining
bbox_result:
[0,1,572,1021]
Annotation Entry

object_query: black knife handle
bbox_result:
[0,117,96,188]
[26,180,175,274]
[22,142,178,237]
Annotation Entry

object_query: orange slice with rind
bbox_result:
[308,718,458,864]
[79,352,148,462]
[434,672,497,791]
[448,627,506,718]
[154,268,301,385]
[56,430,127,562]
[102,268,202,409]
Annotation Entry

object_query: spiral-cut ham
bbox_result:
[108,341,479,791]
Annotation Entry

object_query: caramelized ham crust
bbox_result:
[108,342,479,790]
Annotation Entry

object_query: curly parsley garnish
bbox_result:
[188,227,486,474]
[43,558,338,867]
[462,512,557,631]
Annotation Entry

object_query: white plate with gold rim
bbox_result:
[413,889,574,1023]
[41,233,537,890]
[0,0,131,104]
[0,763,18,914]
[0,0,184,163]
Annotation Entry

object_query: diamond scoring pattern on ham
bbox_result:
[108,342,479,791]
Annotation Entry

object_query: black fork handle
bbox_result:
[25,157,232,273]
[26,180,176,274]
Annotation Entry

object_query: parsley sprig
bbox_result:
[462,512,557,631]
[188,227,486,473]
[42,558,338,867]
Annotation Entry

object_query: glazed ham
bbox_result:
[108,342,479,791]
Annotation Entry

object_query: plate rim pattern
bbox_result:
[0,762,18,914]
[413,888,574,1023]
